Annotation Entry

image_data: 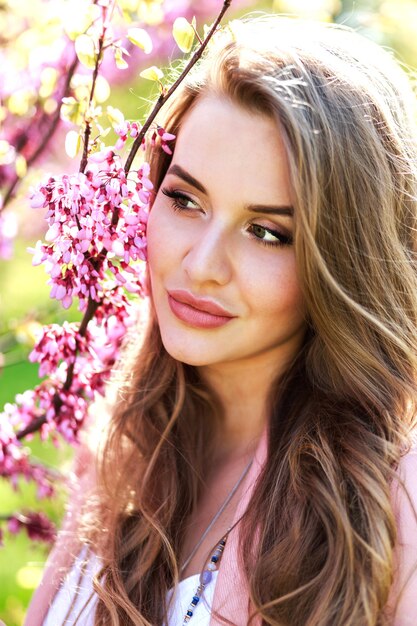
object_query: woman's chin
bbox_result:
[159,335,215,367]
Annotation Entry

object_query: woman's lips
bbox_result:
[167,292,235,329]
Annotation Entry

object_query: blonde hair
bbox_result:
[80,15,417,625]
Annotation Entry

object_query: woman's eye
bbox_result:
[161,188,199,212]
[249,224,293,248]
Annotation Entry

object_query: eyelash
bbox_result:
[161,188,293,248]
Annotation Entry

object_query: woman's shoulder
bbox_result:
[24,440,100,626]
[42,545,101,626]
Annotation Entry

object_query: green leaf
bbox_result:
[127,28,153,54]
[64,4,101,40]
[95,76,111,103]
[65,130,82,159]
[114,47,129,70]
[15,154,27,178]
[75,34,97,69]
[139,66,164,82]
[61,97,84,125]
[172,17,195,53]
[106,105,125,127]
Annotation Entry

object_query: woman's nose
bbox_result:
[182,223,233,286]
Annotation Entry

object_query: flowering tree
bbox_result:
[0,0,242,548]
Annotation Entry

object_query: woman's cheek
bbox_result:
[146,205,165,267]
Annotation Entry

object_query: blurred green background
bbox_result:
[2,0,417,624]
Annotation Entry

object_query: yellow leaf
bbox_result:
[172,17,195,53]
[61,97,84,125]
[64,4,101,40]
[137,1,164,26]
[120,0,140,11]
[8,90,34,116]
[15,155,27,178]
[127,27,153,54]
[39,67,59,99]
[114,47,129,70]
[139,65,164,81]
[65,130,82,159]
[75,34,97,69]
[0,140,14,165]
[44,98,58,114]
[107,106,125,126]
[74,83,91,102]
[95,76,111,103]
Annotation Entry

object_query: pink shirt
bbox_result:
[25,427,417,625]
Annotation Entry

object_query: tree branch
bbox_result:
[15,0,233,442]
[79,22,107,174]
[1,55,79,210]
[123,0,231,174]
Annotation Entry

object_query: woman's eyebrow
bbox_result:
[247,204,293,216]
[166,163,294,217]
[166,164,206,194]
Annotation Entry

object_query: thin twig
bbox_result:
[16,296,100,440]
[124,0,231,175]
[1,0,104,210]
[79,19,108,174]
[17,414,48,440]
[1,55,79,210]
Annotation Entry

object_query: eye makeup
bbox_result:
[161,187,293,249]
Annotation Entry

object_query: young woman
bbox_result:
[26,14,417,626]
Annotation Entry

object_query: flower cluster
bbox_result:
[0,411,29,481]
[6,511,57,544]
[114,120,175,156]
[0,407,56,498]
[0,132,162,509]
[29,321,86,378]
[28,148,157,311]
[86,287,138,375]
[0,284,137,446]
[0,0,236,558]
[1,373,88,447]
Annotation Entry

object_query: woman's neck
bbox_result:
[198,355,279,457]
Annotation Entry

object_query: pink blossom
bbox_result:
[0,408,56,497]
[27,140,162,310]
[0,414,27,477]
[7,512,56,543]
[29,322,86,378]
[0,0,242,548]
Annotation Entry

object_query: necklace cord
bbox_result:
[180,456,254,575]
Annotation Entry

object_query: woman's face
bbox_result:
[146,96,307,373]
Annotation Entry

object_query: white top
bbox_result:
[43,546,218,625]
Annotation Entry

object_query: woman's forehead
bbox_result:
[169,95,293,206]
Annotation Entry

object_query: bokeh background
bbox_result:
[1,0,417,623]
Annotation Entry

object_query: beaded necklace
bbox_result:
[179,457,254,625]
[181,530,230,624]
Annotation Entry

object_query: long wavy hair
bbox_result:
[77,15,417,626]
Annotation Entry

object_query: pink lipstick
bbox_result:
[167,290,235,329]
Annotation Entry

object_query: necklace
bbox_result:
[180,456,253,575]
[179,456,254,624]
